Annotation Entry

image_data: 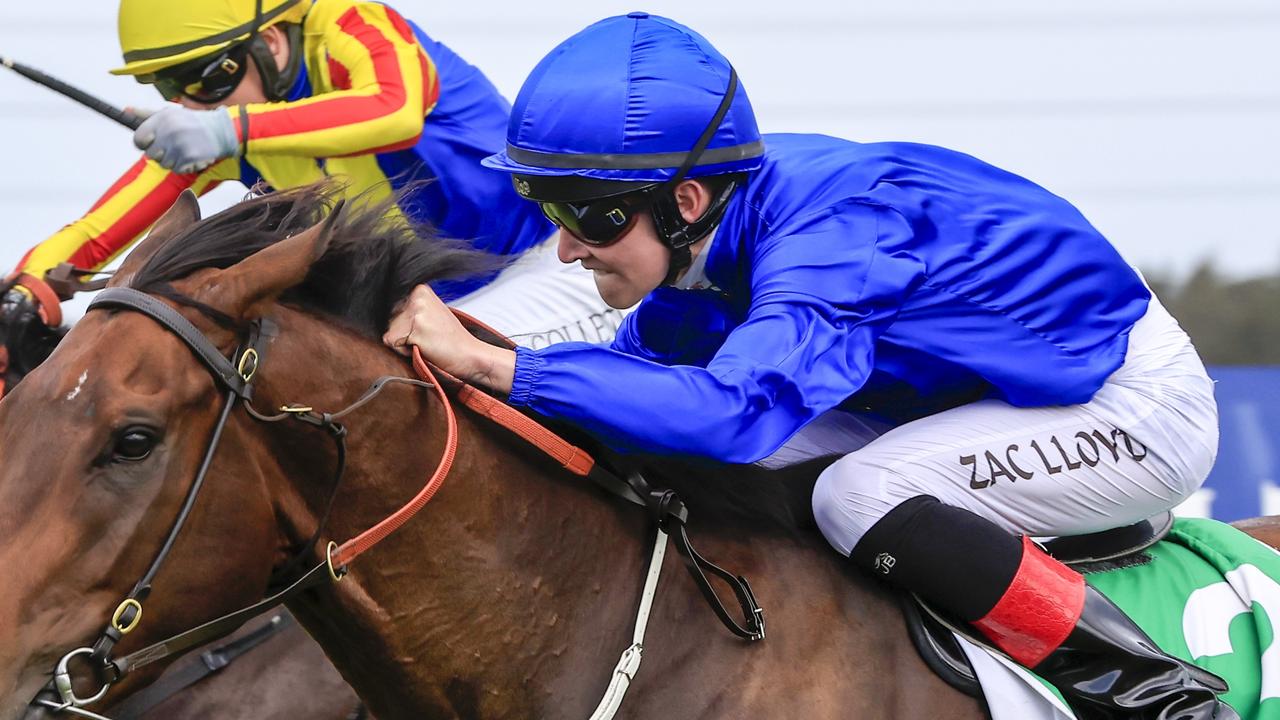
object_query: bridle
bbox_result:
[31,284,766,720]
[32,287,456,717]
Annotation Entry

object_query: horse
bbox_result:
[0,234,365,720]
[0,184,1272,719]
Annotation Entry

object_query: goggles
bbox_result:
[539,188,658,247]
[147,43,250,104]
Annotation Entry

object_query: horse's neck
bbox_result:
[266,318,652,718]
[262,313,982,719]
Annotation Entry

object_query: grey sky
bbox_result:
[2,0,1278,291]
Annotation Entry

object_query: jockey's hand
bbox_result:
[384,284,515,393]
[133,106,239,175]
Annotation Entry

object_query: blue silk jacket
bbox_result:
[509,134,1151,463]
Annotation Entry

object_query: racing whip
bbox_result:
[1,54,144,131]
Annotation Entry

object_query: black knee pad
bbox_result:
[849,495,1024,621]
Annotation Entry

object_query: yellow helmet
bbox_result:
[111,0,309,77]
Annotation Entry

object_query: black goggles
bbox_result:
[539,188,658,247]
[148,43,250,104]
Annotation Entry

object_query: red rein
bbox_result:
[328,314,598,569]
[329,347,458,568]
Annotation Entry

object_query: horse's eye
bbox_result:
[113,429,157,462]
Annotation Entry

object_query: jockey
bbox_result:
[386,13,1237,719]
[5,0,623,368]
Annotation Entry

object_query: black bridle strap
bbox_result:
[73,286,437,690]
[89,388,239,665]
[109,613,293,719]
[88,288,258,399]
[102,561,334,683]
[83,288,272,670]
[89,374,436,684]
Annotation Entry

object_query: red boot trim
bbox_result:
[972,536,1085,667]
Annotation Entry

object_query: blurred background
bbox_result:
[2,0,1278,518]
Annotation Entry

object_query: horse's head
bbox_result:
[0,186,490,718]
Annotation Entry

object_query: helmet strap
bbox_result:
[250,23,304,101]
[242,0,305,102]
[652,176,741,285]
[648,67,743,284]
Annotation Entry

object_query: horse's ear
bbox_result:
[205,200,345,321]
[109,190,201,287]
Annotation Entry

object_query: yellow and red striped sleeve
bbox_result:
[230,1,439,158]
[15,156,227,279]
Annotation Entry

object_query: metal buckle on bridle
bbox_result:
[326,541,347,583]
[52,648,112,708]
[110,599,143,635]
[237,347,259,382]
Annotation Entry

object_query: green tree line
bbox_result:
[1147,263,1280,365]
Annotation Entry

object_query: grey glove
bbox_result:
[133,105,239,175]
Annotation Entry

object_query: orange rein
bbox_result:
[329,310,596,570]
[329,347,458,568]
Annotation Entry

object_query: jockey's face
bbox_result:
[557,209,669,308]
[556,179,713,309]
[176,25,289,110]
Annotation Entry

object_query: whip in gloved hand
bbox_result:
[133,105,240,175]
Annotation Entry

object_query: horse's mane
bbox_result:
[130,183,499,336]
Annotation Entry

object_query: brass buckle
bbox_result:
[237,348,259,382]
[110,598,143,635]
[326,541,347,583]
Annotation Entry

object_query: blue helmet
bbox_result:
[482,12,764,185]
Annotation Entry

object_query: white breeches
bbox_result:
[789,294,1220,556]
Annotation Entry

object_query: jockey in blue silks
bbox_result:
[386,13,1234,718]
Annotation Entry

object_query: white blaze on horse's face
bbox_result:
[64,369,88,401]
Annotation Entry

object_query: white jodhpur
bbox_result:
[791,293,1220,556]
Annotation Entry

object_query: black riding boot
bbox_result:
[1033,584,1240,720]
[849,496,1238,720]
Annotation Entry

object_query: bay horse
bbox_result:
[0,185,1267,719]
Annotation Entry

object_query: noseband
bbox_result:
[34,287,454,717]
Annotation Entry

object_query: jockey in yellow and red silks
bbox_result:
[13,0,549,300]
